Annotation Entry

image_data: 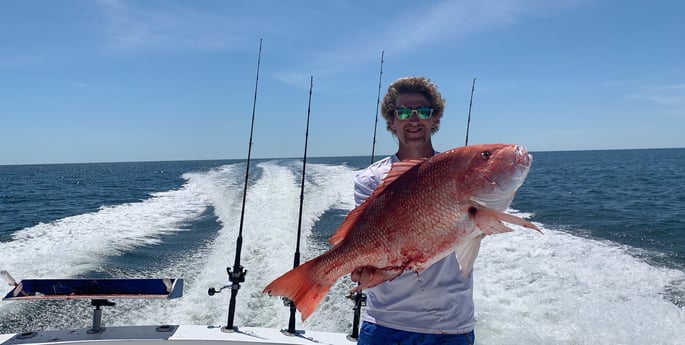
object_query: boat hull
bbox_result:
[0,324,354,345]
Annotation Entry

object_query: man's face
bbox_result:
[391,93,436,147]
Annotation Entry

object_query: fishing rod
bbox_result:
[283,76,314,335]
[369,51,385,164]
[464,78,476,146]
[349,51,385,340]
[208,38,263,332]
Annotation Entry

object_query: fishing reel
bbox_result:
[281,296,294,307]
[208,265,247,296]
[346,290,367,307]
[207,285,227,296]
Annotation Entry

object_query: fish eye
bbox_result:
[480,151,492,160]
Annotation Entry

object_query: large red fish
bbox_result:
[263,144,540,321]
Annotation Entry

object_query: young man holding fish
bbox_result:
[263,77,537,343]
[352,76,475,344]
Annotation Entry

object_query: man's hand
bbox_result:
[351,267,376,283]
[350,266,404,290]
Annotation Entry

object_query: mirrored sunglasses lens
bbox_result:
[416,107,432,119]
[396,107,412,120]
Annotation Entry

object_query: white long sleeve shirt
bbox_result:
[353,154,475,334]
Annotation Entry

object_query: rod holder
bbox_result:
[88,299,115,334]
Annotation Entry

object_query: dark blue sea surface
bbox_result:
[0,160,232,240]
[513,148,685,270]
[0,149,683,343]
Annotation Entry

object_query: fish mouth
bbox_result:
[515,145,532,168]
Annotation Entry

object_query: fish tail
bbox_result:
[262,258,334,321]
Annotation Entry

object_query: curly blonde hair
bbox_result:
[381,76,446,134]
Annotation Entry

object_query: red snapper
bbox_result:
[264,144,541,321]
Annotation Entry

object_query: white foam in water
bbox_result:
[2,162,684,344]
[0,170,215,280]
[474,210,685,344]
[95,161,359,331]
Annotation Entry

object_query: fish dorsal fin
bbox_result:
[328,159,426,246]
[377,159,425,191]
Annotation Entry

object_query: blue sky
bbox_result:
[1,0,683,165]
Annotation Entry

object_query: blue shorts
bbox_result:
[357,321,475,345]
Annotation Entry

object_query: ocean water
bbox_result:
[0,148,684,344]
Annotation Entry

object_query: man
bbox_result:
[353,76,475,344]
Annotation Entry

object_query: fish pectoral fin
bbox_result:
[472,207,515,234]
[471,206,541,235]
[455,231,484,277]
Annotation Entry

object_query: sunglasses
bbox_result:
[395,106,433,120]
